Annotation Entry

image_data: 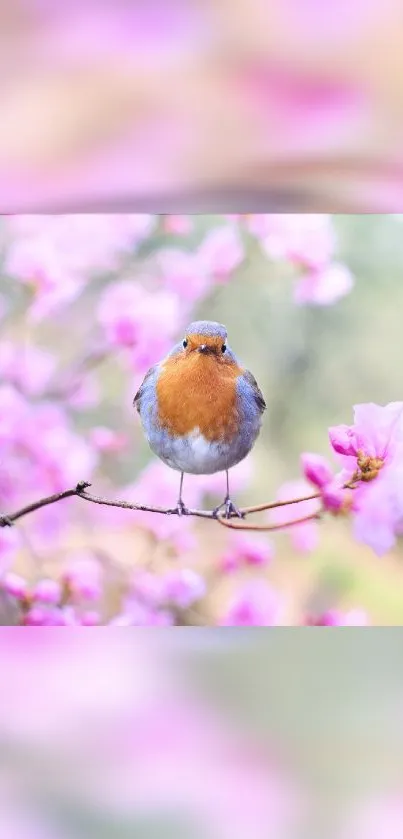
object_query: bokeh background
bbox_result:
[1,213,403,625]
[1,0,403,211]
[0,631,403,839]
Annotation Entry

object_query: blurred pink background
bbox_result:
[1,0,403,210]
[0,632,403,838]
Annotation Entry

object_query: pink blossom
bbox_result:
[294,263,354,305]
[220,580,284,626]
[0,342,56,396]
[21,402,97,490]
[248,215,353,306]
[130,570,166,608]
[162,215,193,235]
[321,482,350,513]
[6,214,156,276]
[31,578,62,605]
[301,452,349,514]
[97,280,182,371]
[1,572,28,600]
[124,567,205,621]
[23,605,69,626]
[109,603,174,626]
[269,480,321,553]
[308,608,369,626]
[89,426,129,453]
[260,214,335,269]
[80,610,101,626]
[161,568,206,608]
[330,403,403,464]
[329,403,403,555]
[4,228,81,320]
[329,424,358,457]
[198,224,244,282]
[220,533,274,573]
[63,553,103,601]
[301,452,334,488]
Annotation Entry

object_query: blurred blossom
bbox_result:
[97,280,182,371]
[0,342,56,397]
[293,263,354,306]
[161,568,207,609]
[126,567,206,615]
[89,426,130,454]
[162,214,194,235]
[197,224,244,283]
[259,215,335,268]
[220,580,284,625]
[62,553,103,601]
[2,571,28,600]
[220,532,274,573]
[307,608,370,626]
[31,578,62,605]
[240,214,353,305]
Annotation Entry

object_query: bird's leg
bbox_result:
[213,470,244,519]
[176,472,189,516]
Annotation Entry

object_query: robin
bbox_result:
[133,321,266,518]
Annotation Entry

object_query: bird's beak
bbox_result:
[198,344,209,354]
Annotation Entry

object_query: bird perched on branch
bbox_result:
[133,321,266,518]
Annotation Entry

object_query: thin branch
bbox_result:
[240,492,320,515]
[0,483,92,526]
[215,511,322,532]
[0,480,349,533]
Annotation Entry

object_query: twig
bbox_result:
[215,511,322,532]
[0,480,346,532]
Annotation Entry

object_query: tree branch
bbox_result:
[0,480,326,531]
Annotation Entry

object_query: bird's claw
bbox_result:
[213,497,244,520]
[176,499,190,517]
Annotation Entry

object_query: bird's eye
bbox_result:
[221,343,227,353]
[182,339,188,349]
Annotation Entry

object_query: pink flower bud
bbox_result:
[328,424,358,456]
[31,579,62,605]
[2,572,28,600]
[301,452,333,488]
[321,482,349,513]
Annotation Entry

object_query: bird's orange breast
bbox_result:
[156,353,242,442]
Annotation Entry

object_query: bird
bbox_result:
[133,320,266,518]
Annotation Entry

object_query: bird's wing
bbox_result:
[133,365,158,411]
[241,369,267,413]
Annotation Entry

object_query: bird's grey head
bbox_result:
[182,321,229,356]
[186,321,227,340]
